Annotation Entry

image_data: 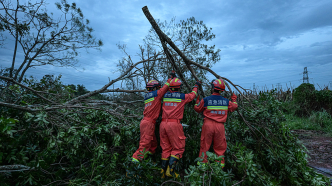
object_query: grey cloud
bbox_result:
[206,0,332,46]
[291,2,332,32]
[1,0,331,91]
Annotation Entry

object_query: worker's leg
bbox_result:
[132,119,155,161]
[198,121,214,163]
[167,122,186,159]
[159,121,172,178]
[165,121,185,178]
[160,121,172,159]
[213,123,227,167]
[149,133,158,155]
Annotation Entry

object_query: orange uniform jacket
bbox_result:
[162,87,198,120]
[132,79,171,161]
[160,87,198,159]
[194,93,238,122]
[143,80,171,121]
[194,92,238,164]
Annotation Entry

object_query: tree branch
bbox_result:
[142,6,205,96]
[64,56,160,105]
[102,88,147,93]
[0,75,56,104]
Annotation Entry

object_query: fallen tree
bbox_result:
[0,6,330,186]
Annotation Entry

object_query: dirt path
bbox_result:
[292,129,332,180]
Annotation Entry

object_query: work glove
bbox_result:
[231,93,237,102]
[194,81,201,88]
[195,95,200,105]
[170,70,177,79]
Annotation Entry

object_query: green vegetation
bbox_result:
[1,0,331,184]
[0,77,330,185]
[282,111,332,135]
[281,83,332,136]
[292,83,332,117]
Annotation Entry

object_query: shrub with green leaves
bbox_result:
[293,83,332,117]
[0,76,330,185]
[309,109,332,129]
[293,83,316,116]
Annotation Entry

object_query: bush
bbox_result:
[315,89,332,115]
[293,83,332,117]
[309,109,332,129]
[0,77,330,185]
[293,83,316,117]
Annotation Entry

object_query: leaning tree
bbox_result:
[0,4,329,186]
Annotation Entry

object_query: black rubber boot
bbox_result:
[161,158,169,178]
[166,155,179,178]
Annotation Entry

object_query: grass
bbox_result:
[282,109,332,137]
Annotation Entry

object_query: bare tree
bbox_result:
[117,15,221,94]
[0,0,102,82]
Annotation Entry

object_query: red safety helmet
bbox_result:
[169,78,182,89]
[146,80,161,90]
[211,79,225,91]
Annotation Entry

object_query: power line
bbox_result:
[241,74,301,84]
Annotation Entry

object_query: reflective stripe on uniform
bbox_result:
[132,157,139,162]
[144,97,155,104]
[163,98,182,102]
[171,155,180,159]
[233,102,237,104]
[165,82,170,86]
[207,106,228,110]
[192,91,197,96]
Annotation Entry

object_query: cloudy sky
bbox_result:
[1,0,332,92]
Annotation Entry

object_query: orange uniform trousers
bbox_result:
[160,119,186,159]
[132,118,158,160]
[199,119,227,164]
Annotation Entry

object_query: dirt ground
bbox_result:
[291,129,332,179]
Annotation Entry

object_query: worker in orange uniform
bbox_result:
[131,72,176,163]
[160,77,200,178]
[194,79,238,168]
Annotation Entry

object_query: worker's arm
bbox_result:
[184,81,200,103]
[228,93,238,112]
[184,87,197,103]
[157,78,171,98]
[157,71,176,99]
[194,95,205,113]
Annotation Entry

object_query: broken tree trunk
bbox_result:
[142,6,205,97]
[142,6,259,105]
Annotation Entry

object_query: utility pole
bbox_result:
[303,67,309,83]
[329,81,332,90]
[253,83,256,94]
